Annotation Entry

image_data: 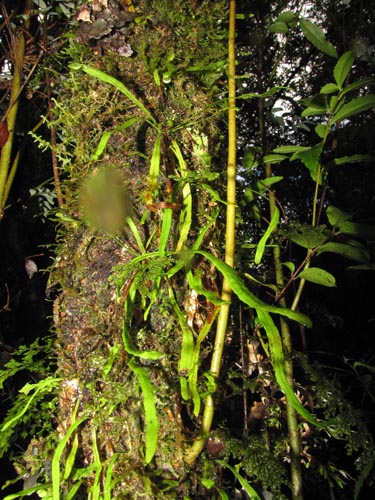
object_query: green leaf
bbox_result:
[91,118,138,161]
[315,124,327,138]
[328,154,373,167]
[276,11,296,24]
[287,225,329,249]
[255,206,280,264]
[291,142,323,181]
[258,310,324,427]
[247,176,284,199]
[301,94,328,117]
[273,145,310,154]
[222,463,262,500]
[301,106,328,117]
[238,86,291,100]
[334,51,355,89]
[326,206,352,227]
[269,21,289,34]
[338,220,375,240]
[52,413,88,500]
[320,83,339,94]
[298,267,336,287]
[128,358,159,464]
[332,94,375,123]
[283,261,295,273]
[69,64,158,128]
[187,250,312,327]
[341,77,375,97]
[299,18,338,57]
[348,263,375,271]
[122,323,163,360]
[318,242,370,263]
[263,154,288,164]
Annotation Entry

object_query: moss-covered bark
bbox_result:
[48,1,227,497]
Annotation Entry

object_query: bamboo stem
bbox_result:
[185,0,236,464]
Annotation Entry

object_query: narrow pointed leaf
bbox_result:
[329,154,373,166]
[341,77,375,97]
[334,51,355,89]
[258,310,323,427]
[69,63,158,127]
[332,95,375,123]
[273,145,310,154]
[299,18,338,57]
[255,206,279,264]
[263,154,288,164]
[188,250,312,327]
[128,358,159,464]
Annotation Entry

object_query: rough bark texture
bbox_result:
[48,0,227,497]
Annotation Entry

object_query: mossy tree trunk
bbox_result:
[49,1,228,497]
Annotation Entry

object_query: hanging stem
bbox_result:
[0,0,34,219]
[185,0,236,464]
[258,29,303,496]
[265,171,303,499]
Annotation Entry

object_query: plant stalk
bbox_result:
[0,0,34,218]
[185,0,236,464]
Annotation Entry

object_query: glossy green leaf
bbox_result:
[128,358,159,464]
[338,220,375,240]
[269,21,289,34]
[326,206,352,227]
[258,309,323,427]
[315,124,327,138]
[334,51,355,89]
[52,412,88,500]
[301,93,328,115]
[299,18,338,57]
[276,11,296,24]
[69,64,158,127]
[263,154,288,164]
[91,118,138,161]
[341,77,375,97]
[318,242,370,263]
[291,142,323,181]
[239,86,291,100]
[148,133,162,197]
[332,94,375,123]
[122,323,163,360]
[320,83,339,94]
[298,267,336,287]
[187,250,312,327]
[171,139,192,252]
[283,261,295,273]
[287,225,329,249]
[223,463,262,500]
[255,206,280,264]
[273,145,310,154]
[348,263,375,271]
[302,106,328,117]
[246,176,284,200]
[159,208,173,256]
[329,154,373,166]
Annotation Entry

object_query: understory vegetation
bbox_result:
[0,1,375,499]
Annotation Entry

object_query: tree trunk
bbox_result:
[50,1,227,497]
